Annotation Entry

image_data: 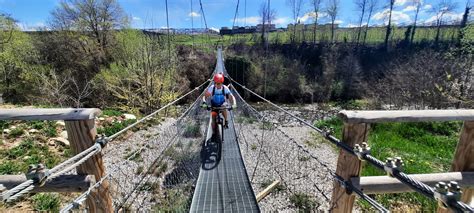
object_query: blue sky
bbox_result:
[0,0,469,31]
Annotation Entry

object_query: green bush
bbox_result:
[102,109,123,117]
[32,193,60,211]
[289,192,317,211]
[183,123,201,138]
[98,119,137,137]
[8,126,25,138]
[41,121,58,137]
[27,121,45,130]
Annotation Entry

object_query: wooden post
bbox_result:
[66,119,113,213]
[437,121,474,213]
[330,123,370,213]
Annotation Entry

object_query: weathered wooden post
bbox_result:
[330,119,370,212]
[65,109,113,213]
[437,121,474,213]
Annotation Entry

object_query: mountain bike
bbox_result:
[205,105,232,143]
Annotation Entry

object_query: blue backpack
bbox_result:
[211,86,226,106]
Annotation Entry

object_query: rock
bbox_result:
[3,129,10,134]
[56,121,66,127]
[122,114,137,120]
[49,137,70,146]
[99,117,106,121]
[60,131,68,139]
[28,129,39,133]
[23,156,31,161]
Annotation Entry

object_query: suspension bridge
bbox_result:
[1,48,474,212]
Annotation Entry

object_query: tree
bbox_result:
[311,0,323,44]
[287,0,303,43]
[458,0,472,43]
[0,15,39,103]
[259,1,276,45]
[384,0,395,50]
[51,0,128,64]
[326,0,340,43]
[355,0,368,46]
[96,30,181,113]
[362,0,377,45]
[431,0,457,45]
[410,0,423,44]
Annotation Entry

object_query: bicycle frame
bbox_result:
[207,105,232,143]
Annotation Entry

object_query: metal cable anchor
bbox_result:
[354,142,371,160]
[434,181,462,210]
[384,157,404,177]
[26,164,48,186]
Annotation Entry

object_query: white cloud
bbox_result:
[132,16,141,21]
[345,23,359,28]
[273,17,290,25]
[373,9,411,24]
[424,12,463,24]
[395,0,408,6]
[19,22,47,31]
[402,5,417,12]
[188,12,201,17]
[423,4,432,10]
[334,20,344,24]
[233,16,261,25]
[298,12,327,23]
[209,27,219,32]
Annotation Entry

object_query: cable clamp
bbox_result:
[96,134,109,148]
[354,142,371,161]
[434,181,462,210]
[384,157,404,177]
[26,164,48,186]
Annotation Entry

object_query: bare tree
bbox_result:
[287,0,303,43]
[362,0,377,45]
[355,0,368,46]
[259,1,276,45]
[384,0,395,50]
[311,0,323,44]
[326,0,340,42]
[410,0,423,44]
[431,0,457,44]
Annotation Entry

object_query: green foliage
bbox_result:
[136,166,144,175]
[251,144,258,150]
[102,109,123,116]
[183,122,201,138]
[31,193,60,211]
[289,192,317,211]
[154,162,168,177]
[153,188,191,212]
[0,138,62,174]
[27,121,45,130]
[41,121,58,137]
[318,116,461,210]
[7,126,24,138]
[98,119,137,137]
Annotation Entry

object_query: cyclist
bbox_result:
[202,73,236,135]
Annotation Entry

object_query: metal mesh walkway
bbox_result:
[190,47,260,212]
[190,112,259,212]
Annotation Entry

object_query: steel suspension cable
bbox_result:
[229,76,474,212]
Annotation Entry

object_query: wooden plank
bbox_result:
[351,172,474,194]
[256,180,280,202]
[339,110,474,124]
[66,120,112,213]
[330,123,369,213]
[438,121,474,213]
[0,175,95,193]
[0,108,101,121]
